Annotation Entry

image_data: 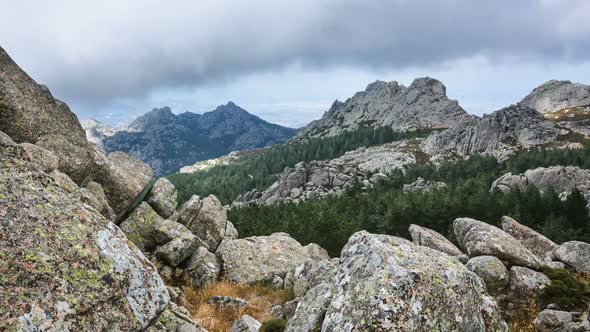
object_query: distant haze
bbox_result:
[2,0,590,127]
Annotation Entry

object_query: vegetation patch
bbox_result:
[260,318,287,332]
[541,267,590,311]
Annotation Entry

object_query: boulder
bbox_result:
[83,181,115,220]
[454,217,542,269]
[285,283,333,332]
[0,47,96,184]
[176,195,227,250]
[229,315,261,332]
[465,256,509,296]
[408,224,463,256]
[147,178,177,219]
[533,309,573,332]
[182,247,221,289]
[503,266,551,310]
[0,154,169,331]
[553,241,590,274]
[147,302,207,332]
[208,296,248,310]
[225,221,239,239]
[0,130,27,159]
[501,216,557,259]
[49,169,79,193]
[19,142,58,173]
[284,259,338,297]
[215,233,329,284]
[297,231,507,331]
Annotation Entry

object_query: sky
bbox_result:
[1,0,590,128]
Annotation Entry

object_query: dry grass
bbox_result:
[182,281,293,332]
[506,300,539,332]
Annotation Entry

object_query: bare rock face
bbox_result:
[176,194,226,250]
[147,177,177,219]
[294,231,507,331]
[0,149,169,331]
[491,166,590,211]
[500,216,557,260]
[284,259,338,297]
[454,217,542,269]
[423,105,561,161]
[295,77,472,140]
[19,142,59,173]
[553,241,590,274]
[182,247,221,289]
[0,47,96,184]
[519,80,590,114]
[500,266,550,312]
[285,283,334,332]
[215,233,329,284]
[408,224,463,256]
[331,139,419,174]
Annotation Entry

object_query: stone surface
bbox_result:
[176,195,227,250]
[403,177,447,192]
[295,77,472,140]
[284,259,338,297]
[465,256,509,296]
[19,142,59,173]
[225,220,239,239]
[408,224,463,256]
[501,216,558,260]
[229,315,261,332]
[285,283,333,332]
[0,153,169,331]
[454,217,543,269]
[147,302,207,332]
[293,231,507,331]
[502,266,551,310]
[208,296,248,309]
[215,233,329,284]
[83,181,116,220]
[331,139,419,174]
[49,170,79,193]
[147,177,177,219]
[519,80,590,114]
[0,130,27,159]
[183,247,221,289]
[533,309,573,332]
[553,241,590,274]
[0,46,96,184]
[491,166,590,211]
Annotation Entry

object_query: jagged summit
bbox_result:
[294,77,472,141]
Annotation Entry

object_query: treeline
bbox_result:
[229,148,590,257]
[168,127,428,205]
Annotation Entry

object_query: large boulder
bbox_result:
[0,47,96,184]
[284,259,338,297]
[500,216,557,260]
[176,195,227,250]
[499,266,550,313]
[533,309,573,332]
[465,256,509,296]
[285,283,334,332]
[0,153,169,331]
[553,241,590,274]
[215,233,329,284]
[454,217,543,269]
[295,231,507,331]
[147,178,177,219]
[408,224,463,256]
[182,247,221,289]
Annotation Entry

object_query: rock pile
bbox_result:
[233,160,386,206]
[403,177,447,192]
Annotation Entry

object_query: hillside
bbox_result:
[85,102,297,175]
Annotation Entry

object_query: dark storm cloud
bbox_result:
[1,0,589,105]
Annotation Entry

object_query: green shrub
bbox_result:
[541,267,590,310]
[260,319,287,332]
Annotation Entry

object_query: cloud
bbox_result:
[1,0,589,109]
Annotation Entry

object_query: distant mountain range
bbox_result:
[83,102,297,175]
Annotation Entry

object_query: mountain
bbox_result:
[99,102,297,175]
[82,119,119,148]
[294,77,473,141]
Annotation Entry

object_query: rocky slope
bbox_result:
[94,102,297,175]
[294,77,473,141]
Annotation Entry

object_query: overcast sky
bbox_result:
[2,0,590,128]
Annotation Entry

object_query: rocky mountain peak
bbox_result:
[128,106,177,132]
[408,76,447,96]
[519,79,590,114]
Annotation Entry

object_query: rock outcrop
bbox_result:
[553,241,590,274]
[215,233,329,284]
[295,77,473,140]
[331,139,420,174]
[454,217,542,269]
[465,256,509,296]
[403,177,447,192]
[175,195,227,250]
[284,259,338,298]
[0,136,169,331]
[423,105,562,161]
[519,80,590,114]
[491,166,590,211]
[147,178,178,219]
[288,231,507,331]
[233,160,378,207]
